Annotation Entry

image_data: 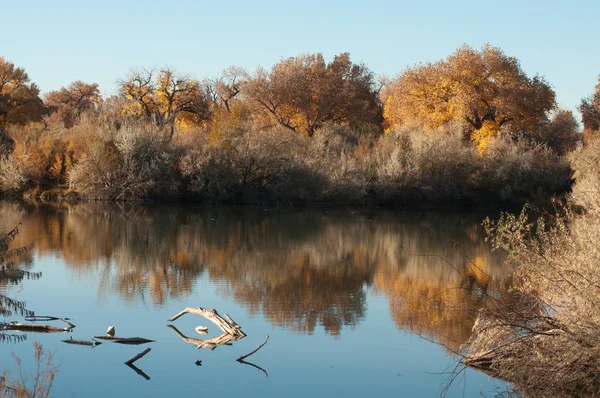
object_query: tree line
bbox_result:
[1,44,598,205]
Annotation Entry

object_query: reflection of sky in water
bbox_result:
[0,204,508,397]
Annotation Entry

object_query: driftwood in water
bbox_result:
[125,348,151,365]
[1,322,72,333]
[124,348,152,381]
[238,359,269,378]
[126,363,150,380]
[24,316,76,329]
[168,307,246,338]
[62,338,101,347]
[93,336,154,345]
[167,325,242,350]
[236,334,269,361]
[236,334,270,377]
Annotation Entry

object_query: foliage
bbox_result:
[244,53,383,136]
[44,81,102,128]
[0,58,44,131]
[383,44,556,149]
[119,68,211,140]
[0,223,38,319]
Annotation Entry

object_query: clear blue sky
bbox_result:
[1,0,598,115]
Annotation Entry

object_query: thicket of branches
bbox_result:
[458,138,600,396]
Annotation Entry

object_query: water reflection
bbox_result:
[0,201,510,350]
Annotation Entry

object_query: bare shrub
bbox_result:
[373,124,479,203]
[461,140,600,396]
[1,342,59,398]
[69,124,178,200]
[481,133,572,204]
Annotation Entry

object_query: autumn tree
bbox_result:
[203,66,246,113]
[119,68,211,140]
[383,45,556,153]
[580,76,600,142]
[539,110,581,155]
[244,52,383,136]
[0,57,44,132]
[44,81,102,127]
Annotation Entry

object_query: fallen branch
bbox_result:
[168,307,246,338]
[1,322,72,333]
[93,336,154,345]
[237,334,269,362]
[125,348,151,365]
[167,325,242,350]
[24,315,75,330]
[61,338,102,347]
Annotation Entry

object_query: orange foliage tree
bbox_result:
[244,52,383,136]
[118,68,211,140]
[383,45,556,153]
[44,81,102,127]
[0,57,44,132]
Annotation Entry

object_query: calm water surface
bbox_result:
[0,202,510,397]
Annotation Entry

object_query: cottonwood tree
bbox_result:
[119,68,211,140]
[203,66,246,113]
[580,76,600,142]
[44,81,102,127]
[383,45,556,152]
[244,52,383,136]
[0,57,44,132]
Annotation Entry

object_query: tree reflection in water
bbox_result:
[0,202,510,348]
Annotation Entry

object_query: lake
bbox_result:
[0,201,511,397]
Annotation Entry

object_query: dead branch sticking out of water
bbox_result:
[167,324,241,350]
[168,307,246,338]
[236,334,269,361]
[125,348,151,365]
[124,348,152,381]
[236,334,270,377]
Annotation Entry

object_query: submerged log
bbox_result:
[24,316,76,329]
[167,325,243,350]
[62,338,102,347]
[168,307,246,338]
[1,322,72,333]
[93,336,154,345]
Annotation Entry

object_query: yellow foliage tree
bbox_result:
[383,45,556,147]
[119,68,211,140]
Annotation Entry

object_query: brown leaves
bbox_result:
[244,52,383,136]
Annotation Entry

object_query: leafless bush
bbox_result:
[373,124,479,203]
[69,124,178,200]
[460,140,600,396]
[1,342,59,398]
[481,134,572,204]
